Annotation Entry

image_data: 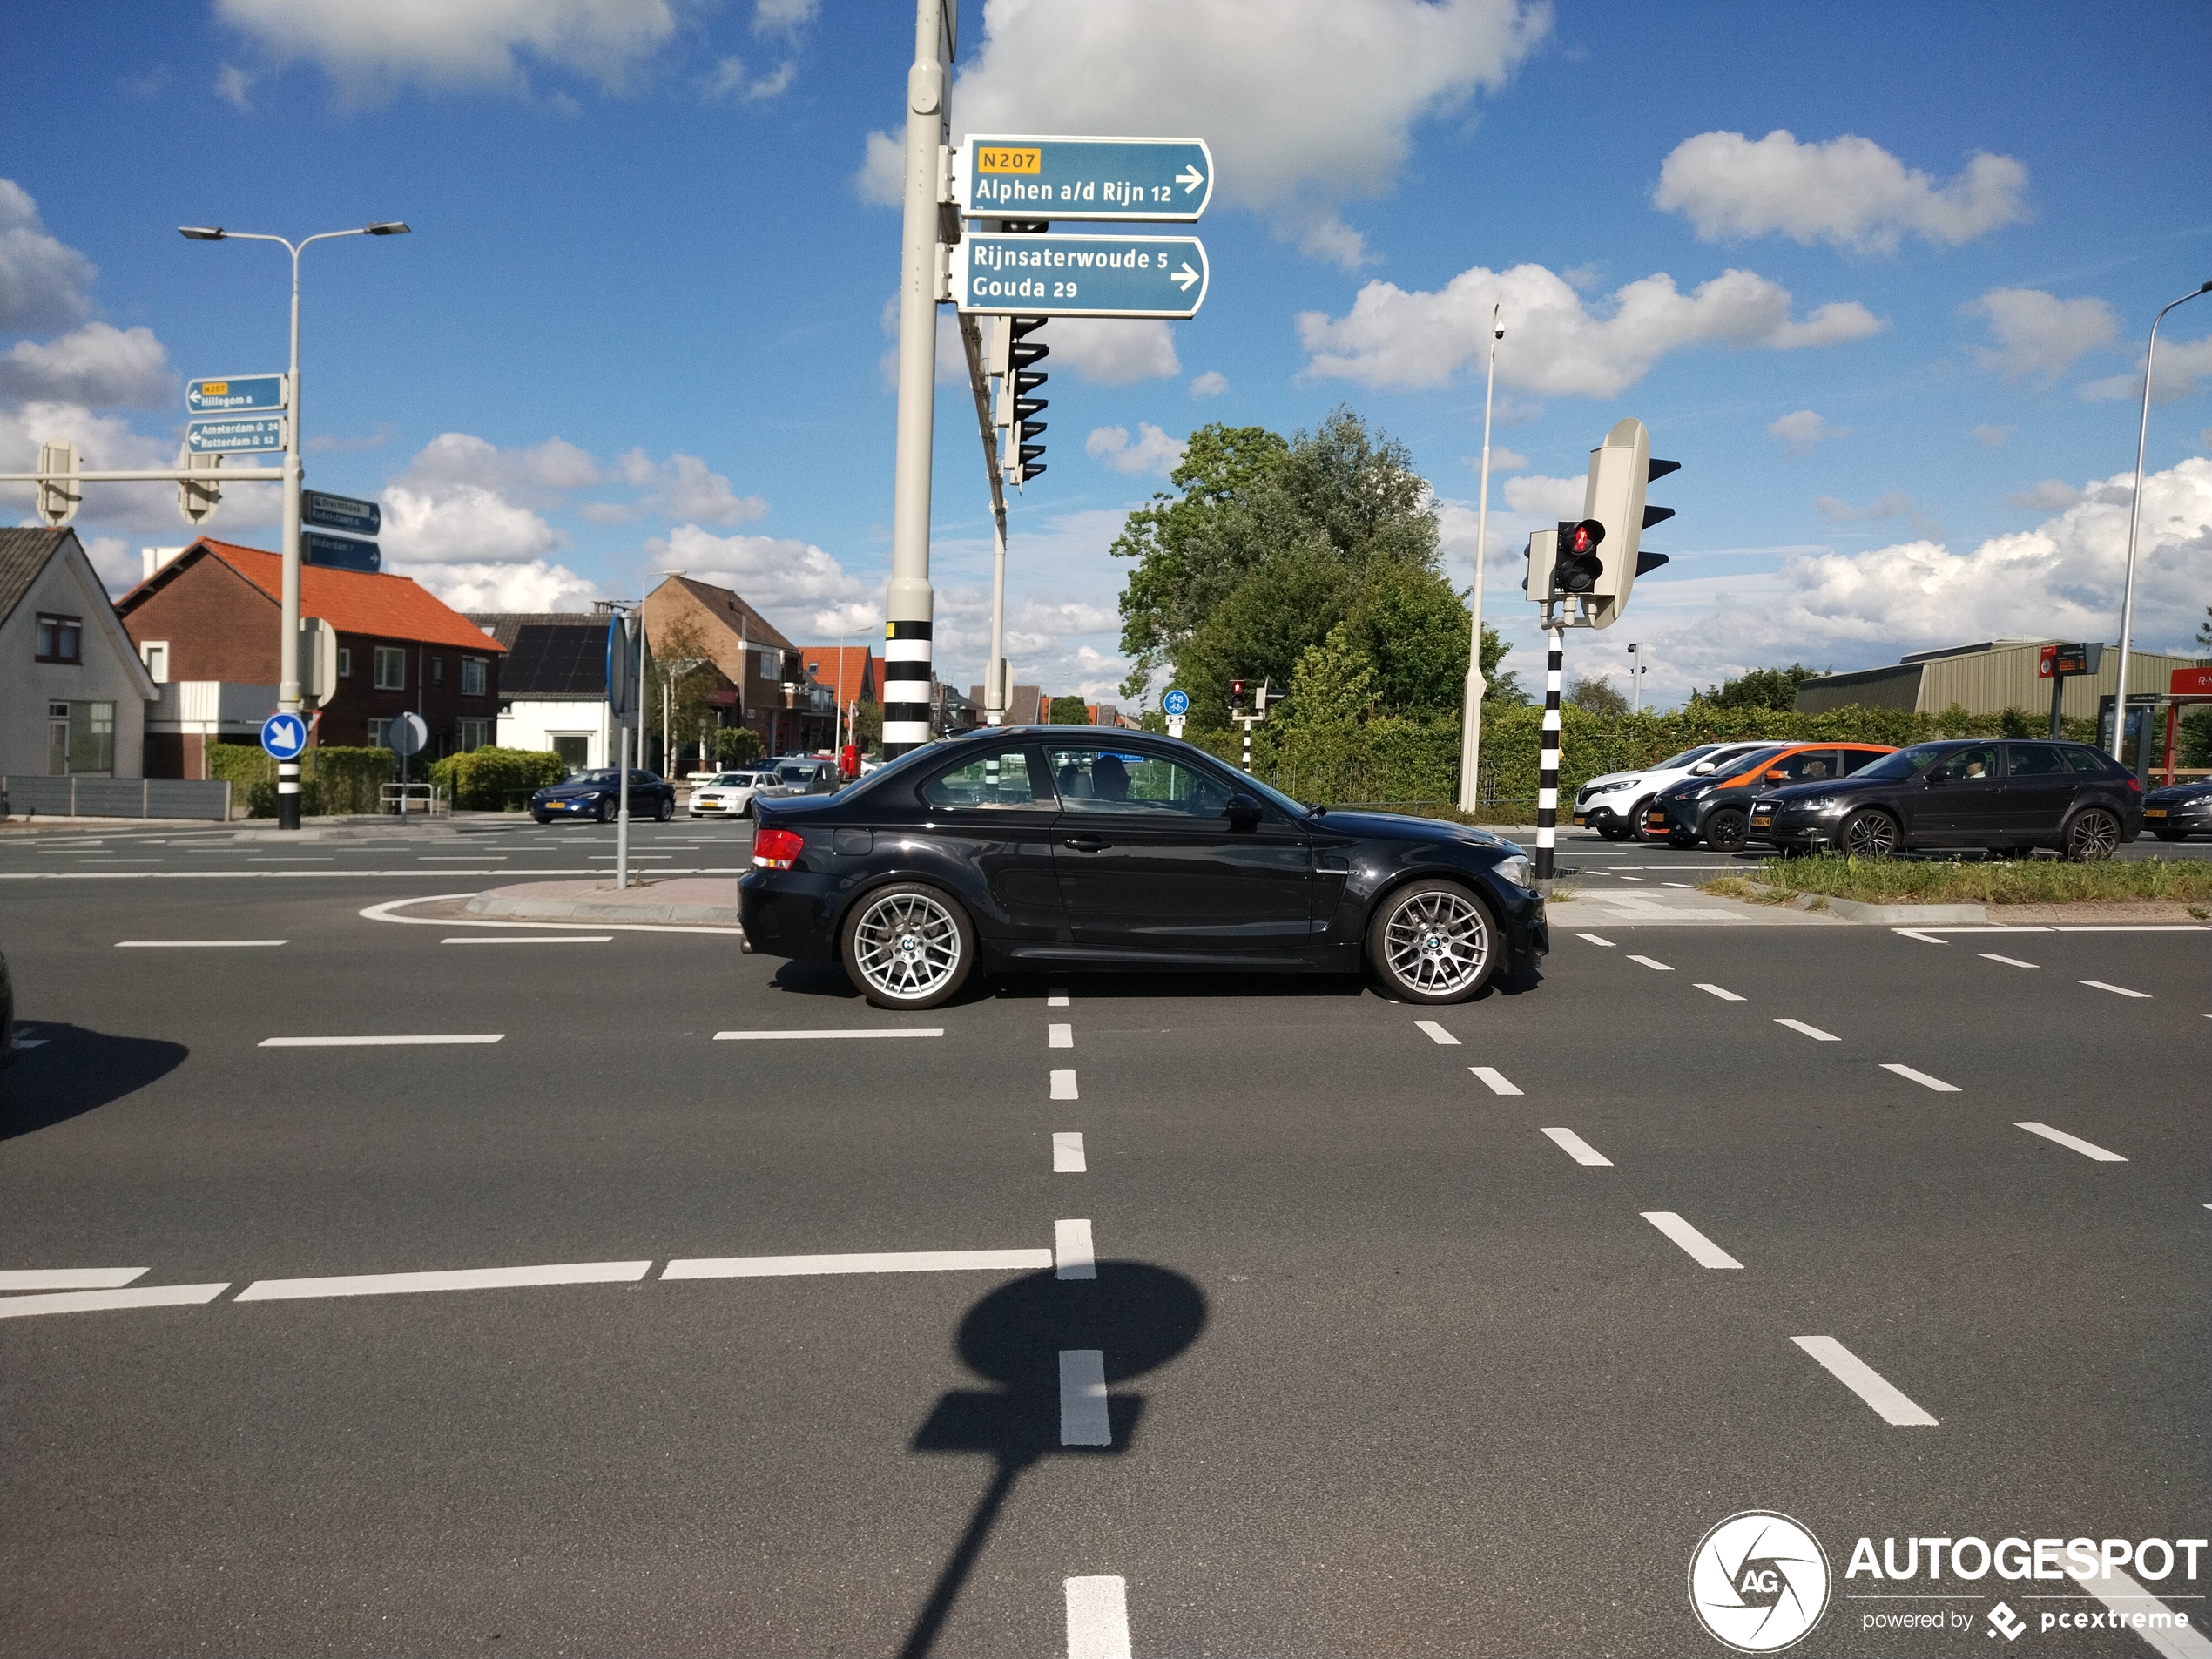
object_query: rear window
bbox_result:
[2061,745,2116,775]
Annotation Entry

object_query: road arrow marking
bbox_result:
[1177,164,1205,192]
[1171,262,1200,290]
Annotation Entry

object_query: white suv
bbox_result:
[1572,743,1777,840]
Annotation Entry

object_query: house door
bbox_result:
[48,704,71,775]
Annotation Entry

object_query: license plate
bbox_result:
[2144,808,2166,818]
[1751,812,1772,825]
[1573,814,1587,826]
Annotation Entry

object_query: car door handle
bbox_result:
[1062,834,1110,853]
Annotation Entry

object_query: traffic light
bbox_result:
[1228,677,1245,709]
[1521,526,1559,601]
[37,439,79,528]
[1576,417,1677,630]
[178,447,221,528]
[1554,517,1605,594]
[997,315,1048,486]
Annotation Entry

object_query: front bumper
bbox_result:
[536,795,609,815]
[2142,802,2210,834]
[1571,797,1638,832]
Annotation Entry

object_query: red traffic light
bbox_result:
[1567,518,1605,555]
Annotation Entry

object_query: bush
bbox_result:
[715,726,765,764]
[427,746,568,811]
[206,742,395,817]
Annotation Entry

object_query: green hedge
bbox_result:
[427,746,568,810]
[206,743,395,818]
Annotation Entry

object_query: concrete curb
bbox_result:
[464,893,746,925]
[1734,882,1987,923]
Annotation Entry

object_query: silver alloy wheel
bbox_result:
[1382,887,1490,996]
[2065,808,2120,860]
[1844,810,1898,858]
[850,889,964,1001]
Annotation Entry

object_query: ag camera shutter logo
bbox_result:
[1689,1511,1831,1652]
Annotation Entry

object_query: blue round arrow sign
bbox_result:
[260,711,307,760]
[1162,689,1190,717]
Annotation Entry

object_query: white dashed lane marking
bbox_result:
[1791,1335,1939,1426]
[1051,1069,1080,1100]
[1053,1132,1087,1173]
[0,1268,147,1291]
[1415,1020,1460,1045]
[1064,1576,1133,1659]
[1059,1350,1111,1447]
[1541,1127,1612,1167]
[661,1248,1050,1280]
[260,1034,503,1048]
[1575,933,1616,947]
[1695,983,1745,1001]
[1049,1022,1073,1049]
[239,1261,651,1300]
[1882,1063,1960,1093]
[1468,1066,1522,1096]
[1049,989,1070,1007]
[1055,1219,1096,1280]
[2014,1122,2126,1162]
[2080,979,2151,999]
[0,1283,230,1318]
[1979,953,2039,968]
[1628,954,1673,972]
[1641,1211,1743,1270]
[2066,1567,2212,1656]
[714,1028,942,1041]
[444,934,611,944]
[1774,1018,1838,1041]
[117,939,287,948]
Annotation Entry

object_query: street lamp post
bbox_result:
[1456,305,1504,812]
[2109,278,2212,763]
[179,221,409,831]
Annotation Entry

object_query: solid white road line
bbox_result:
[260,1034,503,1047]
[443,934,611,944]
[714,1028,943,1041]
[1628,954,1673,971]
[1775,1018,1839,1042]
[1064,1576,1134,1659]
[1469,1066,1523,1096]
[1791,1335,1939,1426]
[2014,1121,2127,1162]
[2080,979,2151,998]
[663,1248,1051,1280]
[1415,1019,1460,1045]
[1059,1350,1111,1447]
[116,939,287,948]
[1642,1211,1743,1270]
[1575,933,1617,947]
[1695,983,1745,1001]
[1049,989,1070,1008]
[1049,1022,1073,1049]
[1979,953,2039,968]
[0,1268,148,1291]
[1051,1069,1079,1101]
[2067,1567,2212,1659]
[1882,1062,1960,1093]
[238,1261,651,1301]
[1054,1131,1088,1173]
[1541,1127,1612,1167]
[0,1283,229,1318]
[1055,1218,1096,1280]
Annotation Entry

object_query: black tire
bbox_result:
[2063,807,2121,861]
[655,797,674,822]
[1703,809,1750,853]
[741,801,755,819]
[840,882,977,1010]
[1841,808,1900,859]
[532,813,552,825]
[1366,878,1501,1005]
[593,798,612,824]
[2153,828,2188,843]
[1666,830,1697,850]
[1628,797,1658,840]
[1596,822,1631,842]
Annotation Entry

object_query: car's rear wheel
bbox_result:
[1841,808,1899,859]
[1367,879,1499,1005]
[842,882,975,1010]
[655,797,674,822]
[1704,808,1750,853]
[2062,807,2121,861]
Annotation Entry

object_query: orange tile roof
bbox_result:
[802,644,876,704]
[135,540,505,653]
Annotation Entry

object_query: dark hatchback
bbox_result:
[2141,778,2212,841]
[530,768,677,824]
[1642,742,1895,851]
[739,727,1548,1008]
[1749,738,2142,858]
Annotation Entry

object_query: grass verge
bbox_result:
[1717,855,2212,908]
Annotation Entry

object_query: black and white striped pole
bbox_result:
[1534,625,1563,880]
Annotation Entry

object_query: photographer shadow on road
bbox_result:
[899,1261,1206,1659]
[3,1025,188,1138]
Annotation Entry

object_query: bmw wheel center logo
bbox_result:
[1689,1511,1831,1652]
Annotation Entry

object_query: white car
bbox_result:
[1571,742,1777,840]
[687,770,775,819]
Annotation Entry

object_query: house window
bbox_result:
[551,733,590,771]
[373,646,406,690]
[141,641,170,682]
[46,700,115,774]
[35,613,83,663]
[455,718,491,752]
[338,646,353,678]
[460,657,486,697]
[430,656,445,685]
[368,717,391,749]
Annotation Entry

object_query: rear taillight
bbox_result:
[752,827,805,870]
[2125,776,2142,792]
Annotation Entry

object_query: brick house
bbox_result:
[116,538,503,778]
[641,575,834,755]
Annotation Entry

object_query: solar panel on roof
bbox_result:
[504,624,607,696]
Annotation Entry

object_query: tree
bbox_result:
[2195,605,2210,649]
[714,726,764,764]
[1692,664,1822,711]
[1281,622,1380,729]
[645,615,725,772]
[1049,694,1089,725]
[1480,624,1528,705]
[851,700,882,753]
[1568,674,1629,714]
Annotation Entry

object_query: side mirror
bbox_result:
[1226,791,1263,831]
[1764,770,1787,782]
[1690,761,1716,775]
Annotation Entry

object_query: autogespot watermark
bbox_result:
[1689,1512,1832,1652]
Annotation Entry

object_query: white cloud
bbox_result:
[704,54,794,101]
[215,63,256,110]
[2080,332,2212,405]
[213,0,685,98]
[922,0,1547,269]
[649,523,877,639]
[406,559,603,612]
[1463,445,1529,475]
[1768,409,1844,456]
[1298,261,1885,397]
[1189,370,1229,398]
[1501,474,1586,518]
[394,431,604,503]
[1971,423,2015,448]
[594,449,767,525]
[1813,489,1940,537]
[752,0,817,37]
[1653,129,2029,253]
[382,482,566,565]
[1962,288,2117,387]
[854,130,905,208]
[1049,318,1180,385]
[2007,479,2081,512]
[1086,423,1186,477]
[0,323,172,408]
[0,179,97,332]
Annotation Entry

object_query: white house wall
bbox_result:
[3,544,157,777]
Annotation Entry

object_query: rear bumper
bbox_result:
[738,869,843,963]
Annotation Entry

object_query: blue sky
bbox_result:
[5,0,2209,707]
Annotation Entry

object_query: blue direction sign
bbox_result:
[260,711,308,760]
[186,415,287,454]
[952,233,1208,319]
[1162,689,1190,718]
[302,531,380,573]
[186,374,287,414]
[303,490,381,536]
[958,135,1213,223]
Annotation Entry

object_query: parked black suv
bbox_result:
[1749,738,2142,859]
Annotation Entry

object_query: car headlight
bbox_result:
[1496,853,1534,889]
[1585,779,1635,797]
[1799,795,1845,813]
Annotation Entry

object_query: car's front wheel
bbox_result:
[2063,807,2121,861]
[1628,797,1657,840]
[593,798,612,824]
[532,812,552,825]
[1367,879,1499,1005]
[1704,808,1750,853]
[2153,827,2189,842]
[1596,820,1631,841]
[1841,808,1900,859]
[841,882,976,1010]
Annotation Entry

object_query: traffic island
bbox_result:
[464,877,745,926]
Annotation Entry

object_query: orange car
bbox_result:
[1641,742,1896,851]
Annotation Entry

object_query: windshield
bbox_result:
[1851,743,1946,781]
[1655,745,1718,771]
[776,764,816,783]
[569,770,617,786]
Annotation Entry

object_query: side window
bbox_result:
[1927,746,1999,783]
[1047,747,1233,816]
[1839,748,1884,775]
[2062,745,2114,775]
[922,746,1055,809]
[2005,744,2067,777]
[1770,749,1841,784]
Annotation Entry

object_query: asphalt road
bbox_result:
[3,816,2207,1657]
